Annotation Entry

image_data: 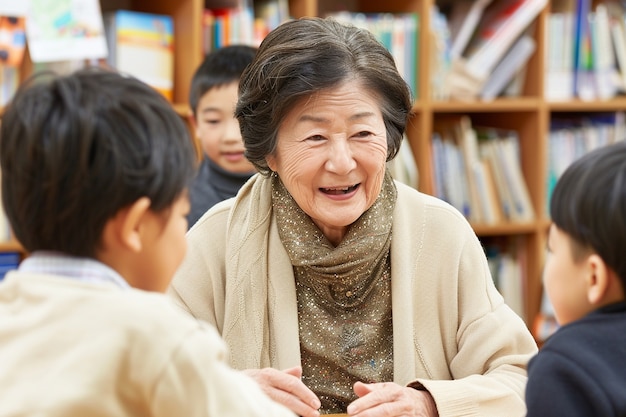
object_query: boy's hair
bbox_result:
[550,141,626,289]
[188,44,257,115]
[0,68,197,258]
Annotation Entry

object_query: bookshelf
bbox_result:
[9,0,625,339]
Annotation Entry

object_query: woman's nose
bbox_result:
[325,140,357,174]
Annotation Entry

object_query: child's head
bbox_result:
[546,141,626,325]
[188,44,256,174]
[0,68,197,291]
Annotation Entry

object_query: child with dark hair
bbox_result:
[187,44,257,228]
[0,68,294,417]
[525,141,626,416]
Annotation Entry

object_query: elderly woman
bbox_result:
[169,16,538,417]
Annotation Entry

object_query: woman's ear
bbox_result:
[266,154,277,172]
[586,253,612,305]
[102,197,152,253]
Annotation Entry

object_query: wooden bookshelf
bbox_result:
[11,0,625,338]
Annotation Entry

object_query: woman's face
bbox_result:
[266,80,388,245]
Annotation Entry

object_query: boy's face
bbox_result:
[543,224,594,326]
[136,193,190,293]
[194,81,255,174]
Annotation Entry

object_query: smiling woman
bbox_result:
[265,81,388,245]
[168,16,537,417]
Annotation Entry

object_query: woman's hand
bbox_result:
[243,366,321,417]
[347,381,439,417]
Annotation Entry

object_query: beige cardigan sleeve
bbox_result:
[390,182,538,417]
[152,322,295,417]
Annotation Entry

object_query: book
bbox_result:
[544,2,576,101]
[457,116,484,223]
[606,1,626,93]
[430,6,452,100]
[326,12,419,96]
[480,33,536,100]
[589,4,620,100]
[448,0,494,59]
[448,0,547,99]
[573,0,595,100]
[477,128,535,222]
[25,0,108,63]
[387,135,419,190]
[105,10,174,101]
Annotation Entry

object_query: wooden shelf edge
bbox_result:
[548,97,626,111]
[471,221,541,236]
[430,97,543,113]
[0,240,24,253]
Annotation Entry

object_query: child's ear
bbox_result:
[586,254,614,305]
[102,197,152,253]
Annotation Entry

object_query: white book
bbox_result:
[463,0,547,80]
[497,133,535,222]
[449,0,494,59]
[589,4,620,100]
[481,34,536,100]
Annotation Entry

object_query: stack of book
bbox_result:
[431,116,535,225]
[431,0,546,101]
[545,1,626,101]
[326,11,419,97]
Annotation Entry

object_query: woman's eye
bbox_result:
[354,131,372,138]
[307,134,325,141]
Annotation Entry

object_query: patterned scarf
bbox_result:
[273,170,397,413]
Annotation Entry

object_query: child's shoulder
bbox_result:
[5,272,205,341]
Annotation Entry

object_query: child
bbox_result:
[525,141,626,416]
[187,44,257,228]
[0,69,294,417]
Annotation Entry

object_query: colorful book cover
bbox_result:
[105,10,174,101]
[25,0,108,62]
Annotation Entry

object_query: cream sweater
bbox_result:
[0,272,295,417]
[169,174,538,417]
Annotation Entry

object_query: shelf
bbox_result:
[471,221,541,237]
[430,98,544,113]
[548,97,626,111]
[0,240,24,254]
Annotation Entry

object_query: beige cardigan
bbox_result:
[170,174,538,417]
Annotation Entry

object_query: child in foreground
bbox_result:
[187,44,257,228]
[0,68,294,417]
[525,141,626,416]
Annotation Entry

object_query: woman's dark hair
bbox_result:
[235,16,413,175]
[550,141,626,287]
[0,68,197,257]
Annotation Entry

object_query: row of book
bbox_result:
[431,116,535,226]
[546,111,626,213]
[200,5,421,99]
[545,0,626,101]
[326,12,419,98]
[430,0,547,101]
[485,239,527,322]
[202,0,290,52]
